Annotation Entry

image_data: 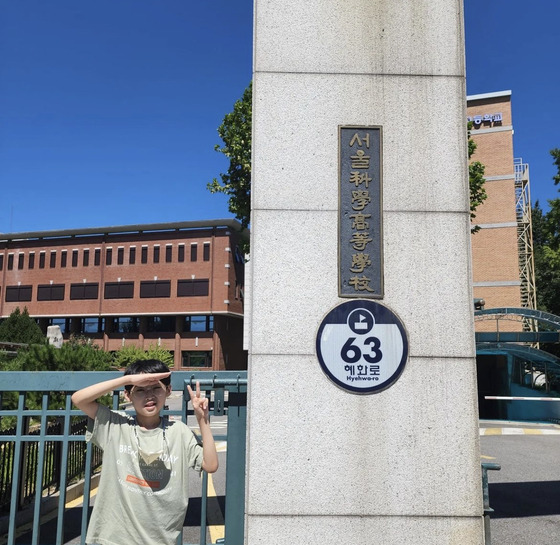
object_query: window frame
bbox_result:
[140,280,171,299]
[184,315,214,332]
[181,350,212,368]
[104,281,134,299]
[5,285,32,302]
[70,282,99,300]
[37,284,65,301]
[177,279,209,297]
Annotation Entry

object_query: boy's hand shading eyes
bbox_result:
[126,372,171,388]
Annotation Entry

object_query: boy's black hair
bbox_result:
[123,359,171,392]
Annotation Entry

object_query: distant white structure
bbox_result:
[46,325,63,348]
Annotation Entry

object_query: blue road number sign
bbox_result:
[316,300,409,394]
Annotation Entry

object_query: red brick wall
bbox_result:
[0,223,247,369]
[468,93,523,331]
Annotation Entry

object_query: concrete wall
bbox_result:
[247,1,483,543]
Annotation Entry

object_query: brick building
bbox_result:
[0,219,248,370]
[467,90,536,331]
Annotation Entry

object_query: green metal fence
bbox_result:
[0,371,247,545]
[1,417,103,512]
[481,462,501,545]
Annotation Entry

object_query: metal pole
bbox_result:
[481,462,501,545]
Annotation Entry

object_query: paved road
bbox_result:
[480,420,560,545]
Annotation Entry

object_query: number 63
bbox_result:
[341,337,382,364]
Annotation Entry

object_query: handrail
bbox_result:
[475,307,560,330]
[481,462,501,545]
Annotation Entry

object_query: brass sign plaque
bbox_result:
[339,126,383,298]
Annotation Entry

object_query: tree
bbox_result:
[112,344,174,369]
[0,307,45,345]
[468,122,488,233]
[532,150,560,318]
[551,148,560,186]
[1,340,113,372]
[207,82,252,253]
[532,199,560,359]
[0,339,114,424]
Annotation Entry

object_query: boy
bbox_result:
[71,359,218,545]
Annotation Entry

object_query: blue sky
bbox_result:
[0,1,558,234]
[464,1,559,212]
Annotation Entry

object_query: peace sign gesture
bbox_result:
[187,381,209,422]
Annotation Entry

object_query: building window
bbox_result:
[61,251,67,268]
[48,317,70,334]
[72,250,78,267]
[28,253,35,269]
[165,245,172,263]
[140,280,171,298]
[37,284,65,301]
[178,244,185,262]
[106,248,112,266]
[5,285,32,302]
[104,282,134,299]
[141,246,148,264]
[182,351,212,368]
[70,283,99,300]
[153,246,160,264]
[203,243,210,262]
[113,316,139,334]
[177,279,209,297]
[0,255,3,271]
[18,254,24,270]
[39,252,46,269]
[50,251,56,268]
[94,249,101,266]
[7,254,14,270]
[83,250,89,267]
[79,317,104,334]
[184,315,214,332]
[129,247,136,265]
[146,316,176,333]
[190,244,198,262]
[117,247,124,265]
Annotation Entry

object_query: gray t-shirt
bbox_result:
[85,404,203,545]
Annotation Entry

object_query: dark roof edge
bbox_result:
[0,219,248,242]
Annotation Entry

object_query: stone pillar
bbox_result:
[247,1,483,543]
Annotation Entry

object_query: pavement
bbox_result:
[480,419,560,435]
[480,419,560,545]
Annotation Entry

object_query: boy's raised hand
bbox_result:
[187,381,209,422]
[126,372,171,388]
[72,371,171,421]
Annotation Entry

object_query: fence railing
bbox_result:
[0,371,499,545]
[481,462,501,545]
[0,371,247,545]
[0,416,103,512]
